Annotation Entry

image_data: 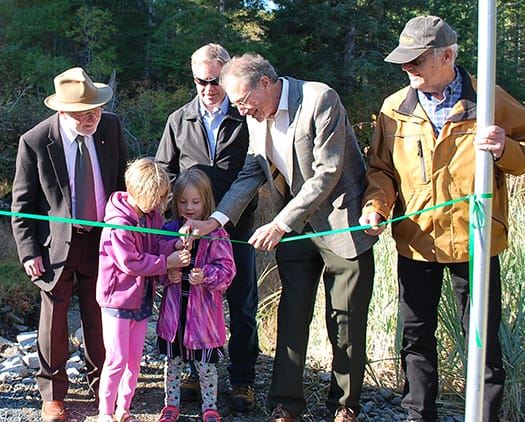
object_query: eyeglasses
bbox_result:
[405,50,434,67]
[231,90,252,108]
[194,77,220,86]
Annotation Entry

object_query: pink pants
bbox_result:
[98,312,148,414]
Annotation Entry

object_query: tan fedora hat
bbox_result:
[44,67,113,112]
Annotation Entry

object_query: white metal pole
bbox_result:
[465,1,496,421]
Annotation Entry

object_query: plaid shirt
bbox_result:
[418,67,463,136]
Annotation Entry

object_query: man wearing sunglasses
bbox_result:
[182,52,377,422]
[155,43,259,416]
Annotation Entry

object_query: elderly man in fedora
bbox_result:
[11,67,128,422]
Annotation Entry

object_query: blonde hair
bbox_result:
[125,158,170,213]
[171,168,215,220]
[191,43,231,67]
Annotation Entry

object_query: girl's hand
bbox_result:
[174,239,185,251]
[188,268,204,285]
[167,249,191,268]
[179,224,195,250]
[182,234,195,251]
[167,269,182,284]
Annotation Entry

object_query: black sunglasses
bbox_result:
[194,77,220,86]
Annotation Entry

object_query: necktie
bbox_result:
[74,135,97,229]
[269,162,288,198]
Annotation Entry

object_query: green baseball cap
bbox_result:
[385,16,457,64]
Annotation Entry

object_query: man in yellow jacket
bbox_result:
[360,15,525,422]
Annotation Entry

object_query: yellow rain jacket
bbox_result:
[362,67,525,262]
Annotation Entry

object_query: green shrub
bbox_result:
[117,84,193,159]
[0,261,39,339]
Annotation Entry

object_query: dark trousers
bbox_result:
[398,255,505,422]
[36,229,105,401]
[225,223,259,385]
[267,233,375,417]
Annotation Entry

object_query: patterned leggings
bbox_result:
[164,356,218,412]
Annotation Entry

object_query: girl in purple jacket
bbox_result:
[156,168,236,422]
[96,158,190,422]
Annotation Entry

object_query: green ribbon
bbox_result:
[282,195,471,242]
[1,192,494,347]
[468,193,493,348]
[0,209,242,243]
[0,193,492,245]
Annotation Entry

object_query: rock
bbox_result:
[0,355,29,379]
[0,344,20,359]
[0,336,11,347]
[22,351,39,369]
[16,330,37,351]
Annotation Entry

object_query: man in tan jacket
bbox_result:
[360,16,525,422]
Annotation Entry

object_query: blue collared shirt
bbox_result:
[200,96,229,158]
[418,67,463,136]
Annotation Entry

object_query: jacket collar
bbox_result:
[397,66,477,121]
[185,95,244,123]
[285,77,304,125]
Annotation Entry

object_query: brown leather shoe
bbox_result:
[334,405,357,422]
[268,404,297,422]
[41,401,66,422]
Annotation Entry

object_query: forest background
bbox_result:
[0,0,524,420]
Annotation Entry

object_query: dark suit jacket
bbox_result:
[11,112,128,291]
[216,77,376,259]
[155,96,257,229]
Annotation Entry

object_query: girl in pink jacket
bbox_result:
[96,158,189,422]
[156,168,236,422]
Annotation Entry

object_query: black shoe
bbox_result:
[229,384,255,412]
[180,372,201,401]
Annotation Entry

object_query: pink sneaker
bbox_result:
[158,405,180,422]
[202,408,221,422]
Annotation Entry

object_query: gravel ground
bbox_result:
[0,352,467,422]
[0,299,466,422]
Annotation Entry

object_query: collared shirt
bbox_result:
[267,77,292,185]
[418,67,463,136]
[199,96,229,159]
[59,115,106,221]
[267,78,293,233]
[211,78,293,231]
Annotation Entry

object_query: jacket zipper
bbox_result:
[417,140,427,183]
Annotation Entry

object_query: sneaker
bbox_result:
[334,406,357,422]
[97,415,116,422]
[180,372,201,401]
[158,405,180,422]
[202,408,221,422]
[229,384,255,412]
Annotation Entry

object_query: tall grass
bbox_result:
[256,177,525,420]
[498,178,525,420]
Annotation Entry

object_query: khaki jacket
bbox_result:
[362,67,525,262]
